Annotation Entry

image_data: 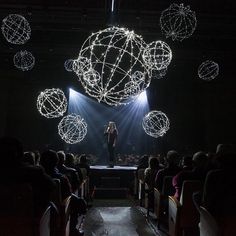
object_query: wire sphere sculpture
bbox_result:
[37,88,68,118]
[198,60,219,81]
[143,40,172,71]
[13,50,35,71]
[64,59,75,72]
[73,56,92,77]
[142,110,170,138]
[1,14,31,45]
[76,26,152,106]
[160,3,197,41]
[58,113,87,144]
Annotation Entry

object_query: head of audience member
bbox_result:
[57,151,66,167]
[40,150,59,172]
[216,144,236,168]
[23,151,36,165]
[0,136,23,167]
[148,157,159,170]
[192,151,208,170]
[79,154,87,164]
[166,150,179,167]
[65,153,75,167]
[180,155,192,169]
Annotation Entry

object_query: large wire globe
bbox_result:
[160,3,197,41]
[13,50,35,71]
[198,60,219,81]
[1,14,31,45]
[76,26,152,106]
[37,88,68,118]
[142,110,170,138]
[58,114,87,144]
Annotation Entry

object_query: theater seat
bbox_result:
[168,180,201,236]
[154,176,174,228]
[199,206,236,236]
[0,183,53,236]
[137,169,145,206]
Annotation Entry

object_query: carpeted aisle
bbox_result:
[83,207,157,236]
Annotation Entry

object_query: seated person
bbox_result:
[0,136,56,216]
[202,144,236,220]
[155,150,181,190]
[173,151,208,200]
[40,150,72,201]
[76,154,91,176]
[57,151,82,193]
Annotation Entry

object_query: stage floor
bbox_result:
[90,165,137,170]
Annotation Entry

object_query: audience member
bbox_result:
[202,144,236,219]
[57,151,81,193]
[173,151,208,200]
[76,154,91,176]
[155,150,181,190]
[40,150,72,200]
[0,137,56,216]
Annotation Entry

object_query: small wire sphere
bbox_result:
[198,60,219,81]
[1,14,31,45]
[13,50,35,71]
[142,110,170,138]
[73,56,92,77]
[58,113,87,144]
[64,59,75,72]
[77,26,152,106]
[143,41,172,71]
[160,3,197,41]
[37,88,68,118]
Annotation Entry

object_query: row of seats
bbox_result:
[0,171,90,236]
[137,169,236,236]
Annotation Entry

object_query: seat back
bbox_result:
[53,178,62,205]
[0,184,34,236]
[199,206,219,236]
[39,206,51,236]
[179,180,202,227]
[162,175,175,196]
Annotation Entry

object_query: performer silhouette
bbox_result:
[104,121,118,167]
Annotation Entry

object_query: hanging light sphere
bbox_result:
[77,26,152,106]
[64,59,75,72]
[198,60,219,81]
[37,88,68,118]
[13,50,35,71]
[142,110,170,138]
[160,3,197,41]
[143,40,172,71]
[58,113,87,144]
[1,14,31,44]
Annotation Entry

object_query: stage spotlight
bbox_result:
[136,90,148,104]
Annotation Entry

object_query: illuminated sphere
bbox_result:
[73,56,92,77]
[198,60,219,81]
[160,3,197,41]
[58,113,87,144]
[64,59,75,72]
[13,50,35,71]
[143,41,172,71]
[77,26,152,106]
[142,110,170,138]
[1,14,31,44]
[37,88,67,118]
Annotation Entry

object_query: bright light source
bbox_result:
[137,90,148,104]
[111,0,114,12]
[69,88,78,98]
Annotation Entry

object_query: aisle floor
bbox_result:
[83,207,157,236]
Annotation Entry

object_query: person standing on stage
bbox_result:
[104,121,118,167]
